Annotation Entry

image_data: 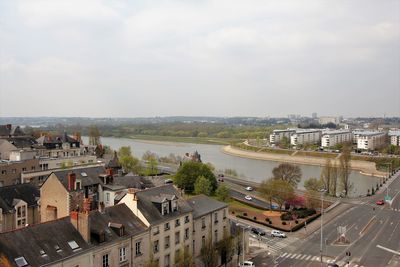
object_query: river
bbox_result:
[83,136,380,197]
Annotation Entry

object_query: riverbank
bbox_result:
[124,135,240,145]
[222,145,385,178]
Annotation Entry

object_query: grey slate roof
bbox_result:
[36,133,78,145]
[0,217,91,267]
[113,175,155,189]
[187,194,228,219]
[46,166,106,191]
[0,183,40,214]
[89,204,148,245]
[135,184,193,225]
[6,137,37,148]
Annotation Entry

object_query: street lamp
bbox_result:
[318,188,327,263]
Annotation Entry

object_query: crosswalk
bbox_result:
[277,253,365,267]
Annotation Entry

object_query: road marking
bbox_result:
[300,254,307,260]
[305,255,312,260]
[312,256,319,261]
[295,254,302,259]
[290,254,297,259]
[281,252,287,258]
[376,244,400,255]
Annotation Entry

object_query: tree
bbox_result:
[304,189,320,209]
[142,151,158,176]
[216,229,234,267]
[200,230,218,267]
[88,125,101,146]
[280,136,290,149]
[143,252,158,267]
[272,163,302,188]
[118,146,141,174]
[304,177,324,192]
[321,159,333,194]
[234,229,243,266]
[174,162,217,194]
[194,176,213,196]
[259,179,295,210]
[174,245,196,267]
[215,184,230,202]
[339,145,352,197]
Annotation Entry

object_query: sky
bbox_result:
[0,0,399,118]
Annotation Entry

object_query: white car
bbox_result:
[271,230,286,238]
[238,261,255,267]
[244,195,252,201]
[245,186,253,191]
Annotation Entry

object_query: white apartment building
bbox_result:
[269,129,296,144]
[356,131,387,150]
[290,129,322,146]
[321,130,352,148]
[389,130,400,146]
[319,116,341,125]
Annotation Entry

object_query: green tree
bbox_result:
[304,177,324,192]
[143,252,158,267]
[259,179,295,210]
[88,125,101,146]
[118,146,141,174]
[272,163,302,188]
[216,229,234,267]
[321,159,332,194]
[174,245,196,267]
[200,230,218,267]
[194,176,213,196]
[215,184,230,202]
[339,145,352,197]
[174,162,217,194]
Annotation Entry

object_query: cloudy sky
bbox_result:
[0,0,399,118]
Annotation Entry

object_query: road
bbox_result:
[250,169,400,267]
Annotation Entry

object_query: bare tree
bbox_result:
[200,229,218,267]
[272,163,302,188]
[320,159,332,194]
[339,146,352,197]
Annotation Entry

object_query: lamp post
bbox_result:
[319,188,327,263]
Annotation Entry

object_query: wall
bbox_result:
[40,174,69,222]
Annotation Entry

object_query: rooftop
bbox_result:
[0,183,40,214]
[187,194,228,219]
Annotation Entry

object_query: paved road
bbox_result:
[250,170,400,267]
[230,189,272,210]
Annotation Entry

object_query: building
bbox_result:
[0,203,150,267]
[356,131,387,150]
[290,129,322,146]
[389,130,400,146]
[269,129,296,145]
[36,132,80,150]
[0,183,40,232]
[0,159,40,187]
[120,185,194,267]
[40,166,108,222]
[318,116,341,125]
[188,194,229,265]
[321,130,352,148]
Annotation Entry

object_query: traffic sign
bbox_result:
[384,195,392,201]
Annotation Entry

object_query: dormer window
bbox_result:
[171,200,178,212]
[162,201,169,215]
[75,180,81,190]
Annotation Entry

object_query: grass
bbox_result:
[295,151,337,159]
[229,199,267,213]
[127,135,242,145]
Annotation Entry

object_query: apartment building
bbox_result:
[318,116,341,125]
[321,130,352,148]
[188,194,229,265]
[120,185,193,267]
[0,158,40,187]
[389,130,400,146]
[356,131,387,150]
[269,129,296,145]
[0,183,40,232]
[290,129,322,146]
[0,203,150,267]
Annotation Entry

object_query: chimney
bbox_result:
[83,197,92,213]
[106,168,113,177]
[68,173,76,191]
[70,211,91,243]
[6,124,12,130]
[99,202,105,213]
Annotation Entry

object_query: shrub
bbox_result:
[231,211,235,214]
[253,216,257,221]
[295,220,299,224]
[243,212,247,216]
[280,212,293,221]
[282,221,287,225]
[269,221,272,224]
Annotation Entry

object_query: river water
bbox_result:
[83,136,380,197]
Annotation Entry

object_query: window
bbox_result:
[214,230,218,243]
[164,222,170,231]
[68,241,80,252]
[102,254,109,267]
[201,217,206,229]
[119,247,126,262]
[22,167,27,172]
[223,209,227,219]
[14,256,28,267]
[175,218,180,227]
[135,241,142,256]
[1,170,7,175]
[214,212,218,224]
[165,236,170,249]
[162,202,169,215]
[184,228,189,240]
[153,240,159,253]
[31,166,35,171]
[164,254,170,267]
[153,226,160,235]
[184,215,189,223]
[172,200,178,212]
[12,169,16,174]
[106,193,110,203]
[75,181,81,190]
[175,231,180,244]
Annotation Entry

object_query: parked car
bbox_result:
[271,230,286,238]
[164,179,173,184]
[251,228,266,236]
[376,200,384,205]
[238,261,255,267]
[244,195,252,201]
[245,186,253,191]
[327,263,339,267]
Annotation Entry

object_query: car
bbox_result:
[244,195,252,201]
[251,228,266,236]
[271,230,286,238]
[376,200,384,205]
[245,186,253,191]
[218,174,224,177]
[164,179,173,184]
[238,261,255,267]
[218,177,224,182]
[327,263,339,267]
